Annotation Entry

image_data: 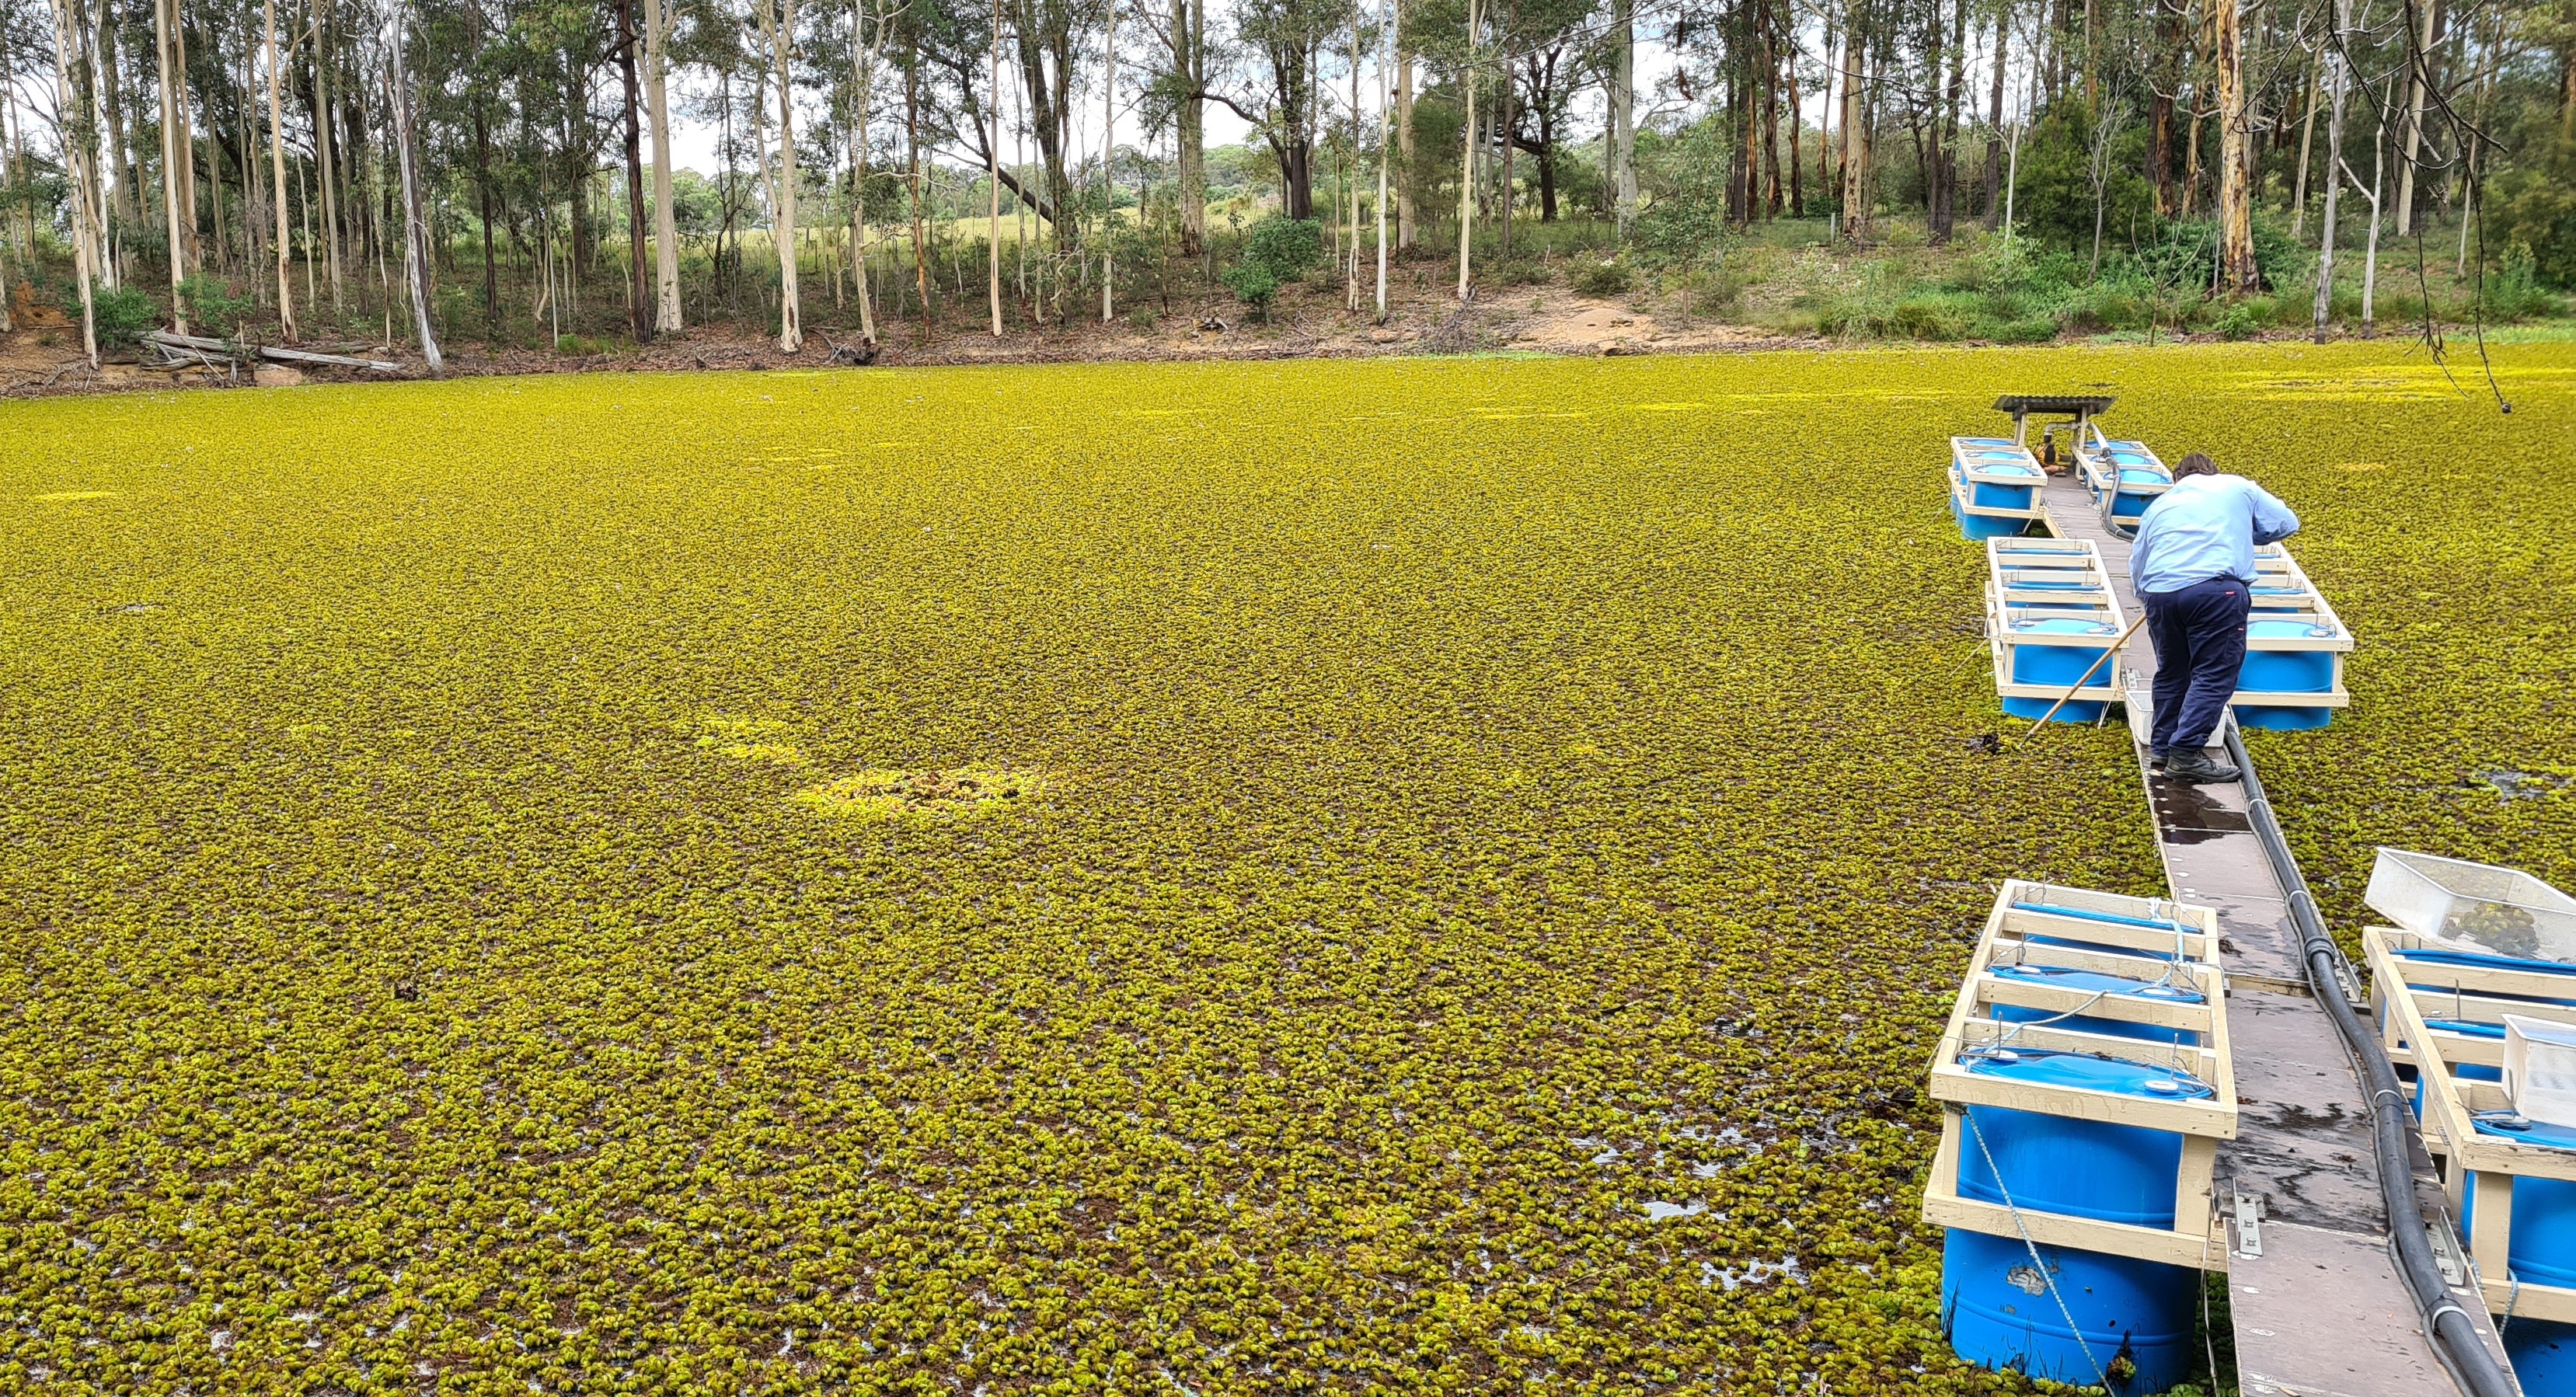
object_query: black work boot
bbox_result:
[2148,749,2169,772]
[2163,749,2241,784]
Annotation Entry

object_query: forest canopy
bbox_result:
[2,0,2571,362]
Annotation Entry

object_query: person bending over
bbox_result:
[2128,452,2300,785]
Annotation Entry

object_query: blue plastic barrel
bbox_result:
[1988,963,2204,1046]
[2111,470,2168,521]
[2503,1318,2576,1393]
[2236,618,2337,731]
[2465,1115,2576,1305]
[1969,462,2041,511]
[2402,1019,2505,1117]
[1942,1048,2211,1394]
[1952,494,2029,542]
[2004,617,2118,723]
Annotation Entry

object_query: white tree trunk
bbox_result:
[2311,5,2348,343]
[1374,0,1390,321]
[1347,6,1360,310]
[388,0,441,374]
[1396,30,1413,248]
[1611,0,1634,235]
[2393,0,2438,235]
[152,0,186,329]
[1455,0,1476,300]
[2292,49,2318,239]
[265,0,298,340]
[849,0,879,343]
[47,0,99,364]
[759,0,803,350]
[1100,0,1115,323]
[647,0,682,329]
[988,0,1002,335]
[2359,120,2383,335]
[314,4,343,313]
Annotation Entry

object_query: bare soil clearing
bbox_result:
[0,274,1908,399]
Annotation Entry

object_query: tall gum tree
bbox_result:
[647,0,682,329]
[2216,0,2256,288]
[757,0,803,350]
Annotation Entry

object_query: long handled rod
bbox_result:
[2021,614,2149,735]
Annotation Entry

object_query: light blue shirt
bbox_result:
[2129,474,2301,594]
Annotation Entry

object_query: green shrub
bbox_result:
[1570,260,1633,297]
[1975,315,2060,343]
[177,273,253,337]
[1219,263,1281,316]
[2134,218,2312,294]
[1237,217,1322,281]
[1222,216,1321,316]
[2484,242,2566,320]
[2216,301,2264,340]
[1886,297,1974,340]
[64,284,162,347]
[2058,279,2149,331]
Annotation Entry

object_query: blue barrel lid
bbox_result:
[2249,618,2337,639]
[1989,962,2206,1004]
[2424,1018,2509,1039]
[2396,946,2576,975]
[1957,1045,2215,1099]
[2473,1112,2576,1151]
[2014,616,2118,635]
[1975,462,2040,476]
[2010,899,2191,933]
[2118,469,2170,485]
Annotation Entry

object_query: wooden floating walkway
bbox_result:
[2035,469,2515,1397]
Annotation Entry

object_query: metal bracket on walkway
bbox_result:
[2233,1188,2267,1259]
[2428,1221,2471,1291]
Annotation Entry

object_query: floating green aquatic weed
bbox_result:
[0,340,2563,1395]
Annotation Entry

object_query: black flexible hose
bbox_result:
[2226,726,2520,1397]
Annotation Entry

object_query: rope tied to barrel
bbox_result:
[1961,1106,2117,1392]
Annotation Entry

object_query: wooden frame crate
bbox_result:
[1988,880,2222,962]
[1921,883,2236,1272]
[2070,426,2173,535]
[2365,925,2576,1322]
[1950,437,2050,523]
[2233,544,2355,714]
[1985,540,2132,711]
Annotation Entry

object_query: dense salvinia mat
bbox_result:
[4,341,2568,1395]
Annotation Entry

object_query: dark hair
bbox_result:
[2175,452,2219,478]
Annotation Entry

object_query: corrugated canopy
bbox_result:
[1993,394,2118,416]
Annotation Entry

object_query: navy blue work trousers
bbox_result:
[2141,576,2251,754]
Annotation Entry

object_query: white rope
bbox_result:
[1962,1106,2117,1392]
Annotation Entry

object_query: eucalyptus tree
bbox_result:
[1225,0,1340,217]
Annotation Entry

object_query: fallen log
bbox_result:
[256,343,403,373]
[145,329,401,374]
